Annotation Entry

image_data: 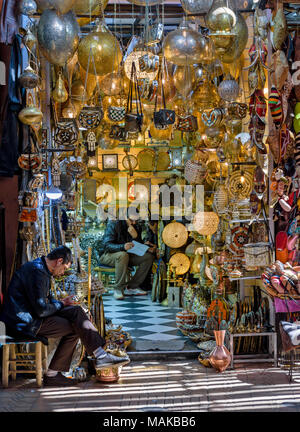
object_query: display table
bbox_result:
[229,332,278,369]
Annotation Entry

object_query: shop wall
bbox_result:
[0,175,19,296]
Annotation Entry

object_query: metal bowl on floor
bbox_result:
[95,365,122,383]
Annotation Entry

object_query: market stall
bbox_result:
[1,0,299,379]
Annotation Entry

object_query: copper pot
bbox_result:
[95,366,121,383]
[209,330,231,372]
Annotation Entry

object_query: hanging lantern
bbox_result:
[18,106,43,125]
[173,65,196,98]
[62,99,77,119]
[180,0,213,15]
[162,20,209,66]
[88,150,99,171]
[78,22,122,77]
[20,0,37,15]
[219,12,248,63]
[213,183,229,215]
[192,82,220,110]
[194,65,209,86]
[19,66,39,89]
[205,0,237,53]
[52,71,69,103]
[171,148,183,168]
[74,0,108,14]
[37,9,79,66]
[184,160,207,185]
[20,27,37,51]
[100,72,122,96]
[36,0,75,14]
[206,0,237,33]
[218,75,240,102]
[79,66,98,99]
[71,79,88,104]
[193,211,220,236]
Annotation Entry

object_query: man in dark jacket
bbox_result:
[0,246,130,386]
[99,218,155,300]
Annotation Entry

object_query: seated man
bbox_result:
[0,246,129,387]
[99,216,155,300]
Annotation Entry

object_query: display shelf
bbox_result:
[229,218,268,224]
[229,275,261,282]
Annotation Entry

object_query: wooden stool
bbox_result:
[95,265,134,289]
[1,323,48,388]
[95,265,116,289]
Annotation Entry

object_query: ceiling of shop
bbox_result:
[78,0,300,39]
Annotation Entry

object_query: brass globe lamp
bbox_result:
[78,22,122,77]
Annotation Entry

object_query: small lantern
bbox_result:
[193,211,220,236]
[171,148,183,168]
[88,150,100,172]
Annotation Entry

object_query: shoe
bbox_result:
[113,289,124,300]
[124,288,135,296]
[95,353,130,371]
[131,287,148,296]
[43,372,78,387]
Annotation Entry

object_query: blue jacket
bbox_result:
[0,257,63,344]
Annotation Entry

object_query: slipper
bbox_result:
[276,231,288,263]
[287,234,298,251]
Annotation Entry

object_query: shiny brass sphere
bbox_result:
[78,23,122,77]
[18,106,43,125]
[37,10,79,66]
[163,22,209,66]
[219,12,248,64]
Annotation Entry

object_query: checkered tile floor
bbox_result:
[103,292,192,347]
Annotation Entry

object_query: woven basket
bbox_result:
[243,243,271,269]
[184,160,207,185]
[162,221,188,248]
[169,253,190,275]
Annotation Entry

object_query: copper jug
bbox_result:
[209,330,231,372]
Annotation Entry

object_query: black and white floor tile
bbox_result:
[103,293,194,348]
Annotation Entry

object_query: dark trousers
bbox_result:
[37,305,106,372]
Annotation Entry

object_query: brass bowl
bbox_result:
[95,366,122,383]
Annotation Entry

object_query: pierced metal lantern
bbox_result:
[19,66,39,89]
[180,0,213,15]
[20,0,37,15]
[37,10,79,66]
[36,0,75,14]
[218,76,240,102]
[193,211,220,236]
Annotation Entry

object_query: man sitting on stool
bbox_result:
[99,215,155,300]
[0,246,130,387]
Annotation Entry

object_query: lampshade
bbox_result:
[193,211,220,236]
[45,185,63,200]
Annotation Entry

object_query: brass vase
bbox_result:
[209,330,231,372]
